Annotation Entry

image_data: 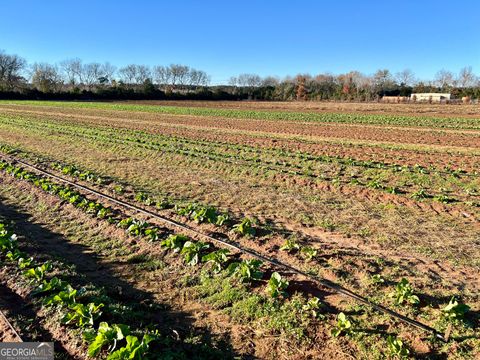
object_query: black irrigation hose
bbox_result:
[0,309,23,342]
[1,153,448,342]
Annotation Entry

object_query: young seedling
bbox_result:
[23,261,53,282]
[43,285,78,307]
[265,272,289,298]
[370,274,385,285]
[181,241,210,266]
[202,249,230,273]
[228,259,263,282]
[442,297,470,322]
[84,322,131,357]
[302,297,324,319]
[411,189,429,200]
[386,335,410,358]
[331,312,352,337]
[161,234,188,252]
[389,278,419,305]
[279,238,300,253]
[144,228,160,242]
[107,333,157,360]
[301,246,318,261]
[232,218,256,237]
[62,302,104,328]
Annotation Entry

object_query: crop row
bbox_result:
[0,220,161,359]
[0,116,478,207]
[2,113,478,180]
[1,157,476,358]
[2,100,480,130]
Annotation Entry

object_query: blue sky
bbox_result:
[1,0,479,84]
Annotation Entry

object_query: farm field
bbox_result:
[0,100,479,359]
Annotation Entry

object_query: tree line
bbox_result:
[1,49,479,101]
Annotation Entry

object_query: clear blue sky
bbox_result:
[1,0,479,84]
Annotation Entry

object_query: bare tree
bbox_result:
[0,50,27,90]
[153,65,171,88]
[262,76,279,87]
[458,66,476,88]
[31,63,63,92]
[60,58,82,85]
[119,64,138,84]
[188,69,209,86]
[435,69,455,89]
[101,62,116,83]
[82,63,103,88]
[169,64,190,86]
[237,73,261,87]
[134,65,151,84]
[228,76,238,87]
[395,69,416,86]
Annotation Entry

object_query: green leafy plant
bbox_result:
[232,218,255,237]
[302,297,324,319]
[228,259,263,282]
[31,277,68,295]
[300,246,318,261]
[181,241,210,265]
[43,284,78,306]
[23,261,52,282]
[265,272,289,298]
[370,274,385,285]
[389,278,419,305]
[386,335,410,358]
[62,302,104,328]
[106,333,156,360]
[441,297,470,322]
[331,312,352,337]
[144,228,160,242]
[161,234,188,252]
[279,238,300,253]
[411,189,429,200]
[202,249,230,273]
[84,322,131,357]
[0,227,17,253]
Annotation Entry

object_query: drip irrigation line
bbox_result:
[1,153,448,342]
[0,309,23,342]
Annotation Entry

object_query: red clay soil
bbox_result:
[1,106,478,171]
[121,100,480,118]
[1,105,479,148]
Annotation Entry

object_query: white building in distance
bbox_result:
[410,93,451,102]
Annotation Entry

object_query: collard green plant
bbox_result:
[331,312,352,337]
[265,272,289,298]
[232,218,255,237]
[161,234,188,252]
[386,335,410,358]
[442,297,470,322]
[181,241,210,265]
[279,238,300,253]
[43,284,78,306]
[62,302,104,328]
[106,333,157,360]
[31,277,68,295]
[370,274,385,285]
[302,297,324,319]
[84,322,131,357]
[389,278,419,305]
[300,246,317,261]
[228,259,263,282]
[23,261,52,282]
[202,249,230,273]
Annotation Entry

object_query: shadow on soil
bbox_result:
[0,198,253,359]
